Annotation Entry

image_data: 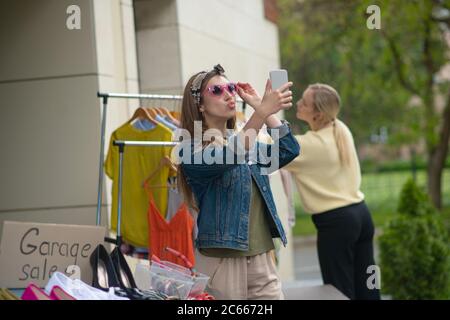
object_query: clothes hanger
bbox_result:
[161,99,180,125]
[143,156,178,189]
[158,107,172,117]
[153,107,164,116]
[170,110,181,121]
[129,107,158,125]
[159,106,179,123]
[148,107,179,130]
[156,107,177,125]
[145,107,177,131]
[146,107,160,120]
[158,107,170,117]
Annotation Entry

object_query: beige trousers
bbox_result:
[195,250,284,300]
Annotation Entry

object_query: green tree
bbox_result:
[278,0,450,209]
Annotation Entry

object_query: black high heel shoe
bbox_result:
[110,246,138,289]
[89,244,121,291]
[109,246,170,300]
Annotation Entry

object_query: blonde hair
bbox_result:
[308,83,351,166]
[177,72,236,212]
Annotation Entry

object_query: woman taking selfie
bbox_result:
[176,64,300,300]
[284,83,380,300]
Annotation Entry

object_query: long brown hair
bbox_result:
[177,71,236,212]
[308,83,351,166]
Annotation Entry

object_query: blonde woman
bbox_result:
[284,84,380,300]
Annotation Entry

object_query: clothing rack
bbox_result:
[96,91,246,246]
[111,140,178,246]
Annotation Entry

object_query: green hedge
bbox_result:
[378,179,450,299]
[360,157,450,174]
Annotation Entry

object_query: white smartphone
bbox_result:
[270,69,289,91]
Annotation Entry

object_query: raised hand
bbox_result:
[256,79,293,118]
[236,82,262,108]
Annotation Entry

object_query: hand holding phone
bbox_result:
[269,69,289,92]
[256,71,293,118]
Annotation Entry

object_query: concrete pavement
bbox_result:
[292,234,381,284]
[284,234,383,299]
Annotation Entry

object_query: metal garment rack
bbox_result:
[97,92,246,246]
[96,91,246,246]
[110,140,178,246]
[96,92,182,246]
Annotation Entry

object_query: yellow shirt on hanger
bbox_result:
[105,121,174,248]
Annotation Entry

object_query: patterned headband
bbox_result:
[190,64,225,106]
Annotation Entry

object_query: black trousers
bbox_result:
[312,201,381,300]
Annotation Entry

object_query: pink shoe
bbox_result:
[49,286,76,300]
[21,283,52,300]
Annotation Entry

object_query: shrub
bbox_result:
[378,178,450,299]
[396,179,434,217]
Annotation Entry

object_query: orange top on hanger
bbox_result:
[146,192,195,267]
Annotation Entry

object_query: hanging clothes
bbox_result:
[105,121,173,248]
[279,169,296,228]
[155,114,178,131]
[170,111,180,120]
[165,180,199,242]
[135,113,177,134]
[133,118,156,131]
[147,192,195,267]
[164,116,180,128]
[166,180,183,221]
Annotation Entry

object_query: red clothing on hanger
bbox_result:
[147,194,195,267]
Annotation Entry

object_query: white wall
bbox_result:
[0,0,100,229]
[134,0,183,94]
[176,0,280,91]
[0,0,139,235]
[93,0,141,228]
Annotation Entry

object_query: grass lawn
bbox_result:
[292,169,450,237]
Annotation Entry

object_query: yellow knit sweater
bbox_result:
[284,122,364,214]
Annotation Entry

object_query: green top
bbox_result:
[200,179,275,258]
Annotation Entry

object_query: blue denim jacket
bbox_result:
[179,121,300,250]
